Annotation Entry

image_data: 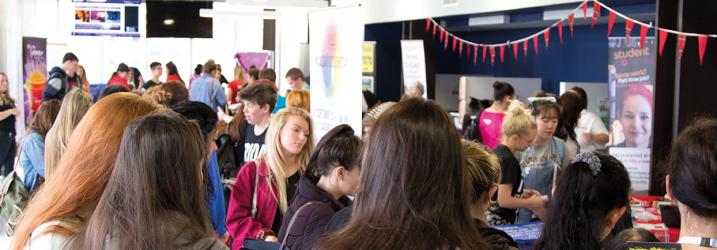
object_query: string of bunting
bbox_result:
[425,0,714,65]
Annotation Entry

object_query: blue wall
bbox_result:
[364,2,656,100]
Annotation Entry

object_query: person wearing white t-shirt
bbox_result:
[570,87,609,152]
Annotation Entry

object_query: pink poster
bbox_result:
[235,52,269,72]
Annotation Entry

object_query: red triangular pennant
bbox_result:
[499,45,505,64]
[639,24,648,49]
[659,29,668,57]
[439,29,445,43]
[444,32,449,49]
[699,35,708,65]
[558,21,564,44]
[581,2,588,21]
[426,18,431,32]
[625,19,635,43]
[482,45,487,63]
[523,40,528,57]
[678,34,686,60]
[544,29,550,49]
[459,40,464,56]
[490,46,496,66]
[474,45,478,64]
[466,43,471,59]
[591,3,601,28]
[513,43,519,62]
[568,14,575,38]
[452,36,458,52]
[533,36,539,55]
[607,11,616,36]
[432,22,437,37]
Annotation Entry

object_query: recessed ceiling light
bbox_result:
[163,19,175,26]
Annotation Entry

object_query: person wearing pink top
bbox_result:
[476,81,515,149]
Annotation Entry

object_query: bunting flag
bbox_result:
[581,2,588,21]
[459,40,464,56]
[500,45,505,63]
[490,46,496,65]
[425,0,716,67]
[659,29,668,57]
[558,21,564,44]
[678,34,686,60]
[639,24,649,49]
[625,19,635,43]
[474,44,478,64]
[698,35,708,65]
[568,14,575,37]
[591,3,601,28]
[607,11,616,36]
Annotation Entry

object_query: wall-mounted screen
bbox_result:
[72,0,141,37]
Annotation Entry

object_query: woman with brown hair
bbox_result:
[10,93,158,249]
[64,111,227,249]
[0,72,20,177]
[20,99,61,193]
[44,89,93,178]
[314,98,487,249]
[144,81,189,108]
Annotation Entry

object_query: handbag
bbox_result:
[242,201,322,250]
[0,169,31,236]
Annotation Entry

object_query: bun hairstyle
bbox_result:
[502,101,537,138]
[530,91,561,120]
[535,152,631,250]
[492,81,515,101]
[306,124,363,180]
[668,117,717,218]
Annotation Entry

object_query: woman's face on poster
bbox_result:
[620,94,652,147]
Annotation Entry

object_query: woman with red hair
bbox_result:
[617,84,653,148]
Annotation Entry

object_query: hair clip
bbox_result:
[527,96,557,104]
[572,152,601,176]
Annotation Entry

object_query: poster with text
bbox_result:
[401,40,428,99]
[23,37,47,114]
[309,6,364,141]
[607,37,655,192]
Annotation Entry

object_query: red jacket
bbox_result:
[107,74,129,89]
[226,159,278,249]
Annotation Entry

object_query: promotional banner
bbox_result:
[235,52,270,72]
[309,6,363,140]
[607,37,655,192]
[400,40,428,99]
[362,41,375,92]
[23,37,47,114]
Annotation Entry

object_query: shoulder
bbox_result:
[25,220,74,249]
[479,227,520,250]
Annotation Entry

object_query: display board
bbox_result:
[72,0,141,37]
[309,6,363,141]
[400,40,427,98]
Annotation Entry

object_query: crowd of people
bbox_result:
[0,51,713,250]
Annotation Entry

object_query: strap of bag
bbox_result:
[251,160,259,218]
[279,201,322,249]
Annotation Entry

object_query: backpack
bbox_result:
[0,170,31,236]
[216,133,238,178]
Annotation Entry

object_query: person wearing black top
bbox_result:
[487,104,546,225]
[142,62,163,90]
[0,73,18,176]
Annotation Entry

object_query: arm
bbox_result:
[226,162,267,242]
[215,81,228,107]
[207,152,227,236]
[42,78,62,101]
[299,206,335,249]
[590,133,609,144]
[496,184,544,210]
[22,134,46,192]
[0,108,17,120]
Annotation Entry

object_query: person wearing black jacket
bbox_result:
[43,53,80,101]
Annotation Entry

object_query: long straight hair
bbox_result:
[0,72,15,106]
[315,98,487,249]
[44,89,92,178]
[65,111,216,249]
[11,93,158,249]
[534,152,631,250]
[262,107,314,213]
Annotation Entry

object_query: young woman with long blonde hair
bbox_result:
[226,107,314,249]
[43,89,92,178]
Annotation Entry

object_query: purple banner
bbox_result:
[235,52,270,72]
[22,37,47,113]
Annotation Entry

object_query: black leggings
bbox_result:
[0,131,17,176]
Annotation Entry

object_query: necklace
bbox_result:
[678,237,717,248]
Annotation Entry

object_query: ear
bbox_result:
[487,185,498,202]
[260,104,271,114]
[335,166,346,181]
[665,175,676,201]
[609,206,627,228]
